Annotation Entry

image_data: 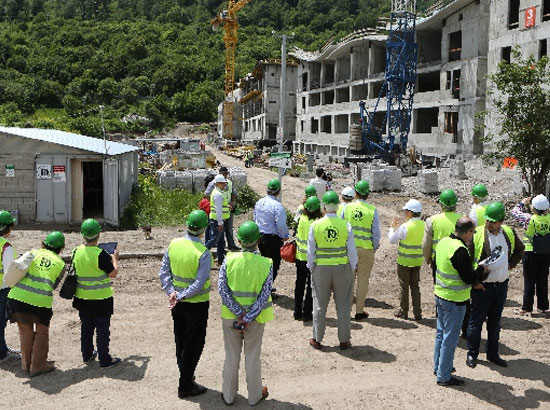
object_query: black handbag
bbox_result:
[533,234,550,254]
[59,250,77,300]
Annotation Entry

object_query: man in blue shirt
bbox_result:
[253,179,289,290]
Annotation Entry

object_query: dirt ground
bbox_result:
[2,150,550,410]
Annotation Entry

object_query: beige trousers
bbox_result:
[17,322,50,373]
[397,264,422,318]
[355,248,375,314]
[222,319,265,405]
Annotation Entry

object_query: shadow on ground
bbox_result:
[367,317,418,330]
[189,387,314,409]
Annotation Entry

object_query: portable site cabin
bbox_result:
[0,127,139,226]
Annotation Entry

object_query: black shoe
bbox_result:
[354,312,369,321]
[83,350,97,363]
[487,355,507,367]
[302,315,313,322]
[466,354,477,368]
[437,376,465,386]
[433,367,456,376]
[293,312,303,321]
[179,382,207,399]
[100,357,121,368]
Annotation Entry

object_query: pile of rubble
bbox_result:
[157,167,248,193]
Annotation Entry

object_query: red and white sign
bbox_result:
[525,7,536,29]
[53,165,66,182]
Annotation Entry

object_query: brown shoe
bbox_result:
[339,341,352,350]
[394,310,408,319]
[30,362,55,378]
[252,386,269,405]
[309,338,322,350]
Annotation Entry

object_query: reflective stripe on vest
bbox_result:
[397,219,425,267]
[343,201,375,249]
[312,216,349,265]
[296,214,314,262]
[473,225,515,266]
[221,252,274,323]
[524,214,550,252]
[434,237,471,302]
[73,245,113,300]
[168,237,211,303]
[209,187,230,220]
[8,249,65,308]
[431,212,462,257]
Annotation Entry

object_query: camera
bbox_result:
[232,321,245,330]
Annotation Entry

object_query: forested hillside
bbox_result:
[0,0,443,136]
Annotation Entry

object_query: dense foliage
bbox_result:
[0,0,442,135]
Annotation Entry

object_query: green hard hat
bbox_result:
[472,184,488,198]
[355,180,370,195]
[0,210,14,226]
[267,178,281,191]
[485,201,506,222]
[187,210,208,230]
[439,189,457,207]
[305,185,317,198]
[304,196,321,212]
[44,231,65,249]
[81,218,101,239]
[237,221,261,245]
[322,191,339,205]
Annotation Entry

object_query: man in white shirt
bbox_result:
[466,202,524,369]
[309,168,329,201]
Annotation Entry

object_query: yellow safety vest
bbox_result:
[296,214,314,262]
[8,249,65,308]
[312,216,349,265]
[167,237,211,303]
[474,204,488,226]
[343,201,375,250]
[397,219,425,267]
[524,214,550,252]
[0,237,16,285]
[434,237,471,302]
[431,212,462,258]
[73,245,113,300]
[221,252,274,323]
[209,187,230,220]
[473,225,515,267]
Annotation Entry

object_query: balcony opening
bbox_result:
[508,0,520,29]
[311,118,319,133]
[322,90,334,105]
[335,114,349,133]
[502,46,511,63]
[309,93,320,106]
[353,84,368,101]
[444,112,459,143]
[540,39,548,60]
[448,31,462,62]
[336,87,350,103]
[452,69,461,99]
[321,116,332,133]
[302,72,308,91]
[544,0,550,22]
[414,108,438,133]
[323,62,335,86]
[417,71,440,92]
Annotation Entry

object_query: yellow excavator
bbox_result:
[211,0,252,140]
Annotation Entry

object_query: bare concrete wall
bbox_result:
[0,154,35,224]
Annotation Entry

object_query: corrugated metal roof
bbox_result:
[0,126,139,155]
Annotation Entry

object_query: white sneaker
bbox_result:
[0,350,21,362]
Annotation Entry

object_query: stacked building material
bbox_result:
[417,169,439,194]
[229,167,248,188]
[158,170,176,189]
[383,166,402,191]
[362,165,385,192]
[349,125,363,151]
[175,171,193,191]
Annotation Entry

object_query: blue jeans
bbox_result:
[434,297,466,382]
[79,311,112,366]
[467,280,508,358]
[0,288,9,359]
[205,219,226,265]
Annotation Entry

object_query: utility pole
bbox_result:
[100,105,107,154]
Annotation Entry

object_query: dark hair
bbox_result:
[204,173,215,189]
[219,166,228,172]
[534,208,546,215]
[316,168,324,178]
[43,243,62,254]
[0,224,12,236]
[357,193,369,200]
[412,211,421,218]
[455,217,475,234]
[304,208,323,220]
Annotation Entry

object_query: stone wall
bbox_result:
[0,154,35,224]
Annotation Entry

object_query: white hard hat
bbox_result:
[214,175,227,184]
[402,199,422,213]
[532,194,550,211]
[341,186,355,199]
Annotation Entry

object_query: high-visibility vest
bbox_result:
[168,237,211,303]
[474,204,488,226]
[397,219,425,267]
[221,251,274,323]
[8,249,65,308]
[343,201,375,250]
[312,216,349,265]
[431,212,462,258]
[337,203,345,217]
[73,245,113,300]
[209,187,230,220]
[524,214,550,252]
[434,237,471,302]
[473,225,515,267]
[296,214,314,262]
[0,237,16,285]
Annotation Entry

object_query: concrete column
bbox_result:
[350,49,356,81]
[320,63,325,88]
[367,41,375,77]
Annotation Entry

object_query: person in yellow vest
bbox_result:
[7,232,66,376]
[294,196,322,322]
[293,185,317,224]
[341,180,380,320]
[511,194,550,316]
[159,210,212,399]
[469,184,490,226]
[433,217,488,386]
[308,191,357,350]
[388,199,425,320]
[73,218,120,368]
[205,174,230,265]
[465,202,524,369]
[337,186,355,217]
[219,221,273,406]
[0,210,20,363]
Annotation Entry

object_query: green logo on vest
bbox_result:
[324,227,339,242]
[39,257,51,269]
[352,209,364,221]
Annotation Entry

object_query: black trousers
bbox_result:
[522,252,550,312]
[258,234,283,282]
[79,311,112,366]
[294,260,313,318]
[172,301,209,392]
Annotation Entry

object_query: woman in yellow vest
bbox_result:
[388,199,425,320]
[73,219,120,368]
[8,231,66,376]
[219,221,273,406]
[294,196,322,322]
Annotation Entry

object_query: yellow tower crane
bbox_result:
[211,0,252,140]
